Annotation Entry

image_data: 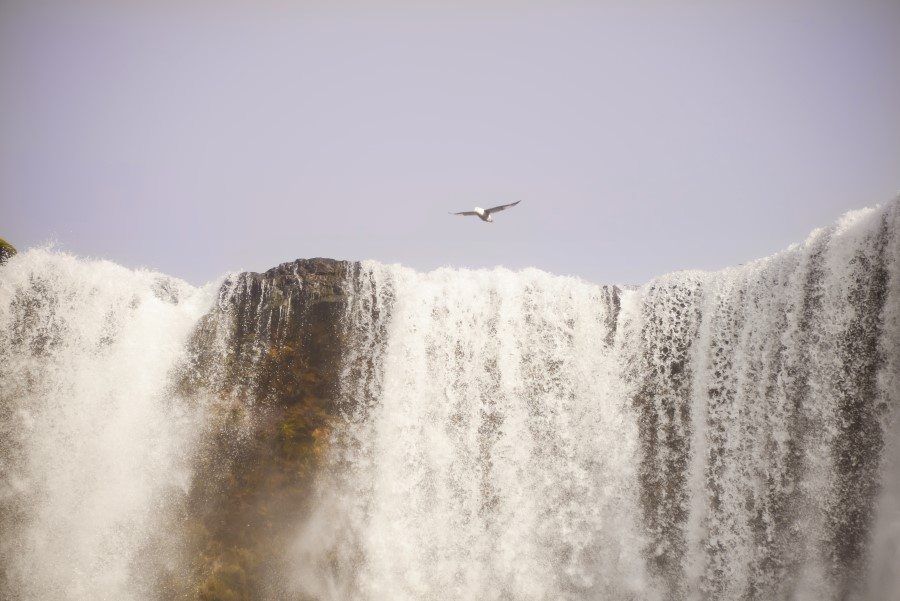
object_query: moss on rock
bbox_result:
[0,237,16,263]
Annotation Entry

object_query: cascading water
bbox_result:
[297,201,899,601]
[0,250,216,601]
[297,264,648,600]
[1,200,898,601]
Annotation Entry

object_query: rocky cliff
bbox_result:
[170,259,354,600]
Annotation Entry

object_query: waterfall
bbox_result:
[0,250,215,601]
[1,200,898,601]
[307,265,649,600]
[297,201,899,601]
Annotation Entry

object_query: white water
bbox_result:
[0,250,215,601]
[1,201,898,601]
[306,266,650,600]
[297,200,900,601]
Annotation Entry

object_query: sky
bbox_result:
[1,0,899,286]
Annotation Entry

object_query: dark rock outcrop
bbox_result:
[167,258,353,600]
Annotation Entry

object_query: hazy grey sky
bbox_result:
[2,0,899,285]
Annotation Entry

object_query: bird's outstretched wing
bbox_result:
[451,211,478,216]
[484,200,521,215]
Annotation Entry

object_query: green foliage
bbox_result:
[0,237,15,260]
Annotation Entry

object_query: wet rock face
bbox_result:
[171,258,353,601]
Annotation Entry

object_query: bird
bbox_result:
[450,200,521,223]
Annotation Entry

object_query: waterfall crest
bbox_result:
[297,200,900,601]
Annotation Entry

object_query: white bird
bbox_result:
[450,200,521,223]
